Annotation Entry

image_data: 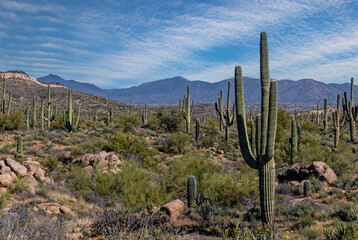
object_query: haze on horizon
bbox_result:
[0,0,357,89]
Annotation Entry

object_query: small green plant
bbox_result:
[165,132,189,154]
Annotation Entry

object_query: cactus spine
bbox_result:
[235,32,277,226]
[195,119,200,144]
[215,81,235,143]
[64,89,80,132]
[290,117,297,165]
[182,85,194,134]
[32,96,36,129]
[14,135,23,160]
[323,98,328,132]
[187,175,197,208]
[142,104,148,125]
[342,77,357,143]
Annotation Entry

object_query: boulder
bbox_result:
[280,161,337,185]
[60,206,74,216]
[38,203,61,214]
[5,158,27,177]
[1,166,18,181]
[34,168,46,183]
[0,174,13,187]
[22,161,42,175]
[24,174,39,195]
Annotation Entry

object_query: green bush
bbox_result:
[41,155,60,172]
[69,165,91,192]
[148,107,182,133]
[0,144,11,154]
[0,111,25,131]
[107,131,157,162]
[119,114,141,129]
[70,137,107,158]
[116,161,167,208]
[165,132,189,154]
[94,171,117,196]
[201,118,219,148]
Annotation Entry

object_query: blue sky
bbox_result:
[0,0,358,88]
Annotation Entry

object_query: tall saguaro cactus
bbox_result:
[25,104,30,131]
[182,85,194,134]
[215,90,224,131]
[215,81,235,143]
[290,117,297,164]
[46,85,52,127]
[332,94,345,148]
[1,78,6,114]
[142,104,148,125]
[235,32,277,226]
[64,89,80,132]
[342,77,357,143]
[32,96,37,129]
[195,119,200,144]
[323,98,328,132]
[14,136,23,160]
[187,175,197,208]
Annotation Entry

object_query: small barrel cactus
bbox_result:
[187,175,197,208]
[303,180,311,197]
[353,146,357,154]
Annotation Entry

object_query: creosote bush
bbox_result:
[165,132,190,154]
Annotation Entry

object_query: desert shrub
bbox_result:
[148,107,182,133]
[91,209,171,239]
[201,118,219,148]
[119,114,141,129]
[116,161,166,208]
[328,223,358,240]
[161,152,222,200]
[70,137,107,158]
[69,165,92,192]
[0,144,11,154]
[201,164,259,207]
[333,204,358,222]
[41,154,60,172]
[164,132,189,154]
[94,171,117,196]
[292,216,316,230]
[51,115,65,130]
[0,111,25,131]
[0,204,66,239]
[107,131,157,162]
[0,193,9,209]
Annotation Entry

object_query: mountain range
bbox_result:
[38,74,358,106]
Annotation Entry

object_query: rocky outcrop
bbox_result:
[0,158,50,194]
[72,151,122,172]
[0,71,66,88]
[37,203,75,216]
[278,161,337,185]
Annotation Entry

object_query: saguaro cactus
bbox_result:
[64,89,80,132]
[316,104,320,124]
[342,77,357,143]
[195,119,200,144]
[215,81,235,143]
[14,135,23,160]
[332,94,345,148]
[182,85,194,134]
[303,180,311,197]
[46,85,52,127]
[6,92,11,115]
[187,175,197,208]
[142,104,148,125]
[1,78,5,114]
[323,98,328,132]
[290,117,297,165]
[235,32,277,226]
[215,90,224,131]
[25,104,30,131]
[41,98,44,130]
[32,96,37,129]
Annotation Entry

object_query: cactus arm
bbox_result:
[265,80,277,161]
[260,32,270,156]
[256,115,261,157]
[235,66,257,169]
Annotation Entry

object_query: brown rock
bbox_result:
[22,161,42,175]
[34,168,46,183]
[24,174,38,194]
[1,166,18,181]
[0,161,6,168]
[5,158,27,177]
[160,199,184,222]
[38,203,61,214]
[60,206,74,216]
[288,181,301,187]
[322,167,337,185]
[84,165,93,173]
[0,174,14,187]
[66,232,83,240]
[0,187,8,193]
